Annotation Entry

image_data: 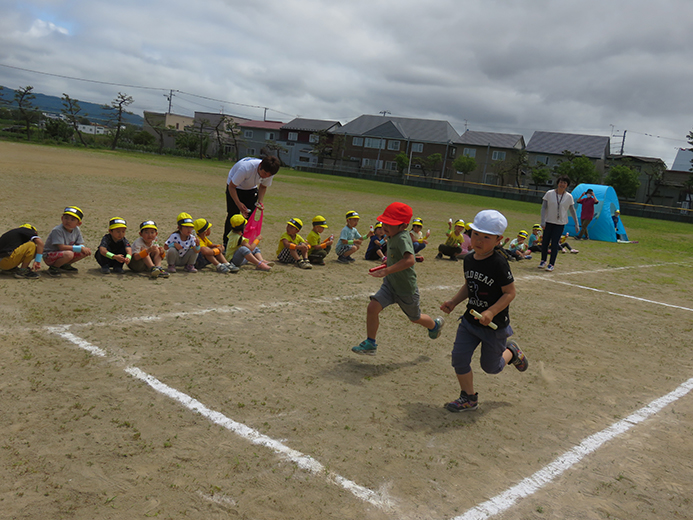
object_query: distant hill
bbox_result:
[0,86,143,127]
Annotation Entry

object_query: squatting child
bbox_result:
[527,224,542,253]
[193,218,238,274]
[352,202,444,356]
[277,218,311,269]
[336,210,365,263]
[440,209,528,412]
[128,220,168,278]
[95,217,132,274]
[306,215,333,266]
[225,214,273,271]
[437,219,465,260]
[504,230,532,260]
[0,223,44,279]
[43,206,92,277]
[409,217,430,254]
[165,212,200,273]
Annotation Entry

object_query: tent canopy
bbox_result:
[567,184,628,242]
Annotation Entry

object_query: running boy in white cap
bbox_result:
[440,209,528,412]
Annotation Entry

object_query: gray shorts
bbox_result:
[370,277,421,321]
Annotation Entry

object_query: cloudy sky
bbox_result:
[2,0,692,167]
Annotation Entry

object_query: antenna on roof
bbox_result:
[379,110,391,117]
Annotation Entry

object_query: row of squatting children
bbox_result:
[275,215,335,269]
[440,209,529,411]
[353,202,445,355]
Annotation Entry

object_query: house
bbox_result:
[526,131,611,180]
[455,130,526,185]
[606,154,667,204]
[280,118,342,168]
[143,111,195,149]
[331,114,460,177]
[237,120,285,160]
[650,148,693,209]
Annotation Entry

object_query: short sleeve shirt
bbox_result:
[444,231,464,247]
[338,225,361,244]
[578,196,597,220]
[306,230,322,248]
[462,251,514,329]
[0,227,39,257]
[543,189,575,225]
[98,233,130,255]
[44,224,85,252]
[385,230,417,296]
[165,231,197,257]
[276,232,306,256]
[227,158,273,191]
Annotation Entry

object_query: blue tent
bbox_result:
[566,184,628,242]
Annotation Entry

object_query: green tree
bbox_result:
[133,130,155,146]
[605,165,640,198]
[530,164,552,188]
[395,152,410,174]
[553,151,600,185]
[44,118,73,141]
[106,92,134,150]
[143,111,168,154]
[262,141,289,166]
[14,86,36,140]
[412,153,443,177]
[61,94,88,146]
[452,155,476,182]
[224,119,244,162]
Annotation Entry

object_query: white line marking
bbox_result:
[45,328,393,512]
[453,376,693,520]
[540,279,693,312]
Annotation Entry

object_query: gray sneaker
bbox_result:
[14,267,40,279]
[428,317,445,339]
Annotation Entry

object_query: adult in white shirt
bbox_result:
[538,175,579,272]
[223,155,280,247]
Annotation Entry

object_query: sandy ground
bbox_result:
[1,142,692,520]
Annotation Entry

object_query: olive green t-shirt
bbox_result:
[386,230,417,295]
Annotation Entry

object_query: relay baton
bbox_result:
[470,309,498,330]
[369,263,388,273]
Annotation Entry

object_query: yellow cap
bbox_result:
[20,223,37,232]
[518,230,528,238]
[177,212,194,227]
[412,217,423,226]
[139,220,158,231]
[312,215,328,228]
[63,206,84,221]
[532,223,542,230]
[287,218,303,230]
[374,221,383,229]
[454,219,465,227]
[229,214,247,228]
[345,210,360,220]
[193,218,211,234]
[108,217,127,230]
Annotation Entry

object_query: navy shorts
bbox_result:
[451,317,513,375]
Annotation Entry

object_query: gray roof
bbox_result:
[671,148,693,172]
[333,114,460,143]
[282,118,341,132]
[526,131,610,159]
[456,130,524,149]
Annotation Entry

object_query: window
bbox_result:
[385,161,397,170]
[309,134,320,144]
[492,151,506,161]
[535,155,549,165]
[299,156,310,162]
[449,147,457,158]
[412,143,423,153]
[175,123,180,130]
[352,137,363,146]
[246,148,256,156]
[365,138,385,149]
[387,140,400,151]
[288,132,298,141]
[362,158,371,167]
[265,131,276,141]
[463,148,476,158]
[244,130,253,138]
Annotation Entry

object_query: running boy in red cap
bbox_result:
[352,202,444,355]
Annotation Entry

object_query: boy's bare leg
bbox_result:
[413,313,435,330]
[366,299,382,339]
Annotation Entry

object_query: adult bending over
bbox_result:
[223,155,281,248]
[538,175,578,272]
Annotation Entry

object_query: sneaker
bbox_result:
[537,261,546,269]
[156,266,169,278]
[570,249,579,254]
[225,263,240,273]
[435,253,443,259]
[352,339,377,355]
[415,255,424,263]
[449,256,458,261]
[346,256,355,263]
[60,264,78,272]
[184,264,198,273]
[310,258,325,266]
[506,340,529,372]
[113,266,124,274]
[337,256,350,264]
[428,317,445,339]
[149,266,160,279]
[545,264,554,272]
[216,263,229,274]
[100,266,111,274]
[14,267,39,279]
[445,391,479,412]
[525,254,532,260]
[47,266,62,277]
[167,264,177,274]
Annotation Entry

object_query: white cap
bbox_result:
[469,210,507,236]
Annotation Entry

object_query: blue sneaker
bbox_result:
[445,391,479,412]
[506,340,529,371]
[428,317,445,339]
[352,339,377,355]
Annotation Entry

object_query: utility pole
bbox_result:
[620,130,627,156]
[164,90,175,114]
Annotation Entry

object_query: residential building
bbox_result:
[606,154,667,204]
[526,131,611,181]
[143,111,195,149]
[237,120,285,160]
[331,114,460,177]
[280,118,342,167]
[455,130,525,185]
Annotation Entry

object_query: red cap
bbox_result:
[377,202,413,226]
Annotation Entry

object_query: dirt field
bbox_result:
[1,142,692,520]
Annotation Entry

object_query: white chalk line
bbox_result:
[454,376,693,520]
[44,326,394,512]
